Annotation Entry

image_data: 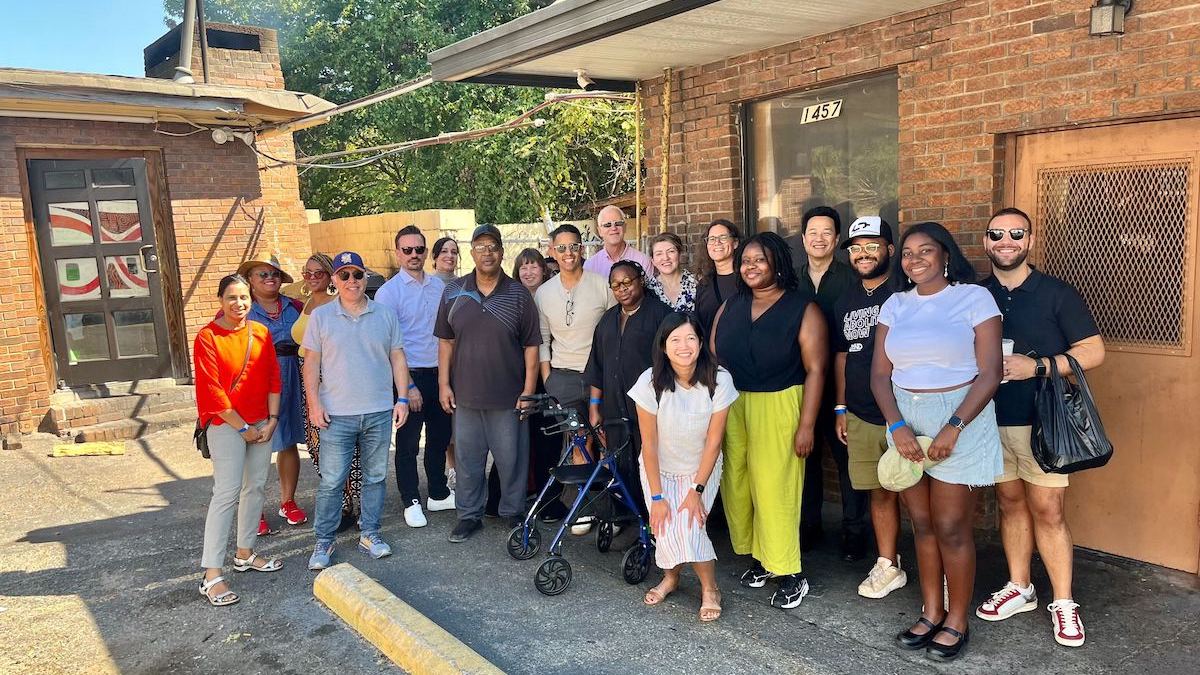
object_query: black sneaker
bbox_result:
[448,518,483,543]
[539,500,569,524]
[841,532,868,562]
[739,561,777,588]
[771,575,810,609]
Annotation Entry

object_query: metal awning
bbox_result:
[430,0,946,90]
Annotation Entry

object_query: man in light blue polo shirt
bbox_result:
[302,251,412,570]
[375,225,454,529]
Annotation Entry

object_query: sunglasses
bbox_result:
[472,243,501,253]
[254,270,282,280]
[847,243,884,255]
[609,279,637,290]
[301,270,328,279]
[599,220,626,229]
[553,243,583,253]
[337,270,365,281]
[400,246,427,255]
[986,228,1027,241]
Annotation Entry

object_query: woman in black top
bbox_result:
[710,232,827,610]
[694,219,741,332]
[584,260,672,517]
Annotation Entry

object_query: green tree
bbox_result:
[165,0,635,223]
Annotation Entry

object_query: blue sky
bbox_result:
[0,1,169,76]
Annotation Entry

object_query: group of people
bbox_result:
[193,202,1103,662]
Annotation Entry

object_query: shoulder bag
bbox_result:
[1032,353,1114,474]
[194,326,255,459]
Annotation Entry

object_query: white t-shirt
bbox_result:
[878,283,1000,390]
[627,367,739,475]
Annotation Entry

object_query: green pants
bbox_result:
[721,385,805,576]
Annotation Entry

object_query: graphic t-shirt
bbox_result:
[833,281,895,425]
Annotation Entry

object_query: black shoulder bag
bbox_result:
[194,328,255,459]
[1032,353,1114,474]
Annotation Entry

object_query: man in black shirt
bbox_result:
[832,217,907,598]
[976,207,1105,648]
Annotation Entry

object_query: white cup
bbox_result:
[1001,339,1015,383]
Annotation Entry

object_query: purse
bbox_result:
[194,328,255,459]
[1031,353,1114,474]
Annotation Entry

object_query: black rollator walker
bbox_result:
[506,393,654,596]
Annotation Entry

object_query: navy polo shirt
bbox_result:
[981,267,1100,426]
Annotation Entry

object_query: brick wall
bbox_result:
[146,22,286,90]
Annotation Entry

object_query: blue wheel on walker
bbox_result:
[621,542,653,584]
[535,556,573,596]
[506,524,541,560]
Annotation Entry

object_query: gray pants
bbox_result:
[201,421,272,569]
[455,406,528,520]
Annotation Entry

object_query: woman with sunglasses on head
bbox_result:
[431,237,460,283]
[694,219,741,333]
[293,253,363,531]
[646,232,699,313]
[236,256,307,535]
[195,274,284,607]
[869,221,1003,662]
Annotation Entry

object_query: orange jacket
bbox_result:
[193,321,281,427]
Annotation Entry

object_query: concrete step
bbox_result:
[69,409,197,443]
[44,385,196,438]
[48,378,183,405]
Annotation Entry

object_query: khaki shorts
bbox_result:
[846,412,888,491]
[997,425,1069,488]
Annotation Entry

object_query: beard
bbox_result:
[853,254,891,281]
[987,248,1029,272]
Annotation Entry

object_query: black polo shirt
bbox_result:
[981,267,1099,426]
[798,258,856,329]
[434,271,541,410]
[833,281,894,426]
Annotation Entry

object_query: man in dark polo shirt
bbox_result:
[436,224,541,543]
[976,207,1106,648]
[832,217,907,599]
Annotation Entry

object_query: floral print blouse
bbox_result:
[647,269,698,313]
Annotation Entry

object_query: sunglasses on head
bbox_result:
[337,270,365,281]
[400,246,427,255]
[301,270,328,280]
[986,228,1027,241]
[553,243,582,253]
[254,270,281,279]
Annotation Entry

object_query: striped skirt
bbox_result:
[639,458,723,569]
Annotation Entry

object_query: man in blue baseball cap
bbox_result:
[302,250,413,569]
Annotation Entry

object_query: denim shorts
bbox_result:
[888,384,1003,488]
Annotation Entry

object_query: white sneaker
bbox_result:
[1048,599,1085,647]
[570,515,595,535]
[977,581,1038,621]
[858,556,907,599]
[428,492,456,512]
[404,500,428,528]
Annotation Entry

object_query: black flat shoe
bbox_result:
[896,617,943,650]
[925,626,969,662]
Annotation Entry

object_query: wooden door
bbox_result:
[1013,118,1200,573]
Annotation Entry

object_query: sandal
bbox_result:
[643,579,677,606]
[699,589,722,622]
[232,552,283,573]
[199,575,239,607]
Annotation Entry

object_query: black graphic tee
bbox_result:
[833,281,895,425]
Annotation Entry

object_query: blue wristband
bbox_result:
[407,382,418,390]
[651,494,664,502]
[887,419,907,434]
[589,397,602,405]
[396,397,409,405]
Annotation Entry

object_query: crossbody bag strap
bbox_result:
[230,325,255,392]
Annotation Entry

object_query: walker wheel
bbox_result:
[506,524,541,560]
[596,521,614,553]
[534,556,573,596]
[621,542,653,584]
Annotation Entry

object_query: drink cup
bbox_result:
[1001,339,1015,383]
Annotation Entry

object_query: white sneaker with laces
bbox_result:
[570,515,595,535]
[428,492,456,512]
[1048,599,1085,647]
[976,581,1038,621]
[858,556,907,599]
[404,500,428,528]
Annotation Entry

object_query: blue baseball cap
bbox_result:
[332,251,365,272]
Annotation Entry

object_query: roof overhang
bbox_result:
[0,67,335,128]
[430,0,948,90]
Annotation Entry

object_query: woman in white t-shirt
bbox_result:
[869,221,1003,662]
[628,313,738,622]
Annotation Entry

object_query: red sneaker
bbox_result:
[279,500,308,526]
[258,514,277,537]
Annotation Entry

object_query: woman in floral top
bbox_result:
[647,232,698,312]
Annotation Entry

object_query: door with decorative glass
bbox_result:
[29,158,172,386]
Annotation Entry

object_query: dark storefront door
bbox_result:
[29,158,173,386]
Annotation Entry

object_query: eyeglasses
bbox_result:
[704,234,735,245]
[986,228,1027,241]
[254,270,281,279]
[565,297,575,327]
[337,270,365,281]
[400,246,427,255]
[301,270,328,280]
[472,243,501,253]
[847,243,883,255]
[552,243,583,253]
[609,279,637,290]
[599,220,626,229]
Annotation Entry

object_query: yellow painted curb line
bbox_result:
[50,441,125,457]
[313,563,505,675]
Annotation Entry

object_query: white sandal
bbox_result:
[232,552,283,573]
[199,575,239,607]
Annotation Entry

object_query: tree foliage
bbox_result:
[164,0,635,222]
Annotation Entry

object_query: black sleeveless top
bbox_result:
[713,289,810,392]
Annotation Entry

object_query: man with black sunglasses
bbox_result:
[376,225,454,530]
[977,207,1106,648]
[583,205,652,278]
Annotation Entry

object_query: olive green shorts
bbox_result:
[846,412,888,491]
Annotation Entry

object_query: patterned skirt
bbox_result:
[639,458,723,569]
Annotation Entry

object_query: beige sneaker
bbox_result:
[858,556,907,599]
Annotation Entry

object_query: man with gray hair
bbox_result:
[583,205,652,279]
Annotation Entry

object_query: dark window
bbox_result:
[206,29,260,52]
[91,168,135,188]
[45,171,85,190]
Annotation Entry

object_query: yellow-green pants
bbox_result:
[721,385,805,576]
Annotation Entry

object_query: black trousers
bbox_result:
[394,368,452,505]
[801,407,870,537]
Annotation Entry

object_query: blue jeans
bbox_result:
[315,410,391,542]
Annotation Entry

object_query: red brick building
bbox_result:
[0,23,331,441]
[431,0,1200,572]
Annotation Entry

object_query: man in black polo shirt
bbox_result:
[976,207,1106,648]
[436,224,541,543]
[832,217,907,598]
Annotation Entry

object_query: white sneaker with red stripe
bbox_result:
[1047,599,1086,647]
[976,581,1038,621]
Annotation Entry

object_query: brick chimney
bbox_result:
[144,22,286,90]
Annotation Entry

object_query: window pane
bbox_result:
[49,202,93,246]
[749,72,899,237]
[64,313,109,363]
[57,257,100,301]
[97,200,143,243]
[45,170,85,190]
[91,168,135,187]
[114,310,158,357]
[105,255,149,298]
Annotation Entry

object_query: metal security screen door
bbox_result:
[29,158,173,386]
[1014,118,1200,573]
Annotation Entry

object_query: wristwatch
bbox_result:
[693,483,705,494]
[947,415,967,431]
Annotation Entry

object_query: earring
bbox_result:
[301,285,312,298]
[943,262,949,278]
[327,283,338,296]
